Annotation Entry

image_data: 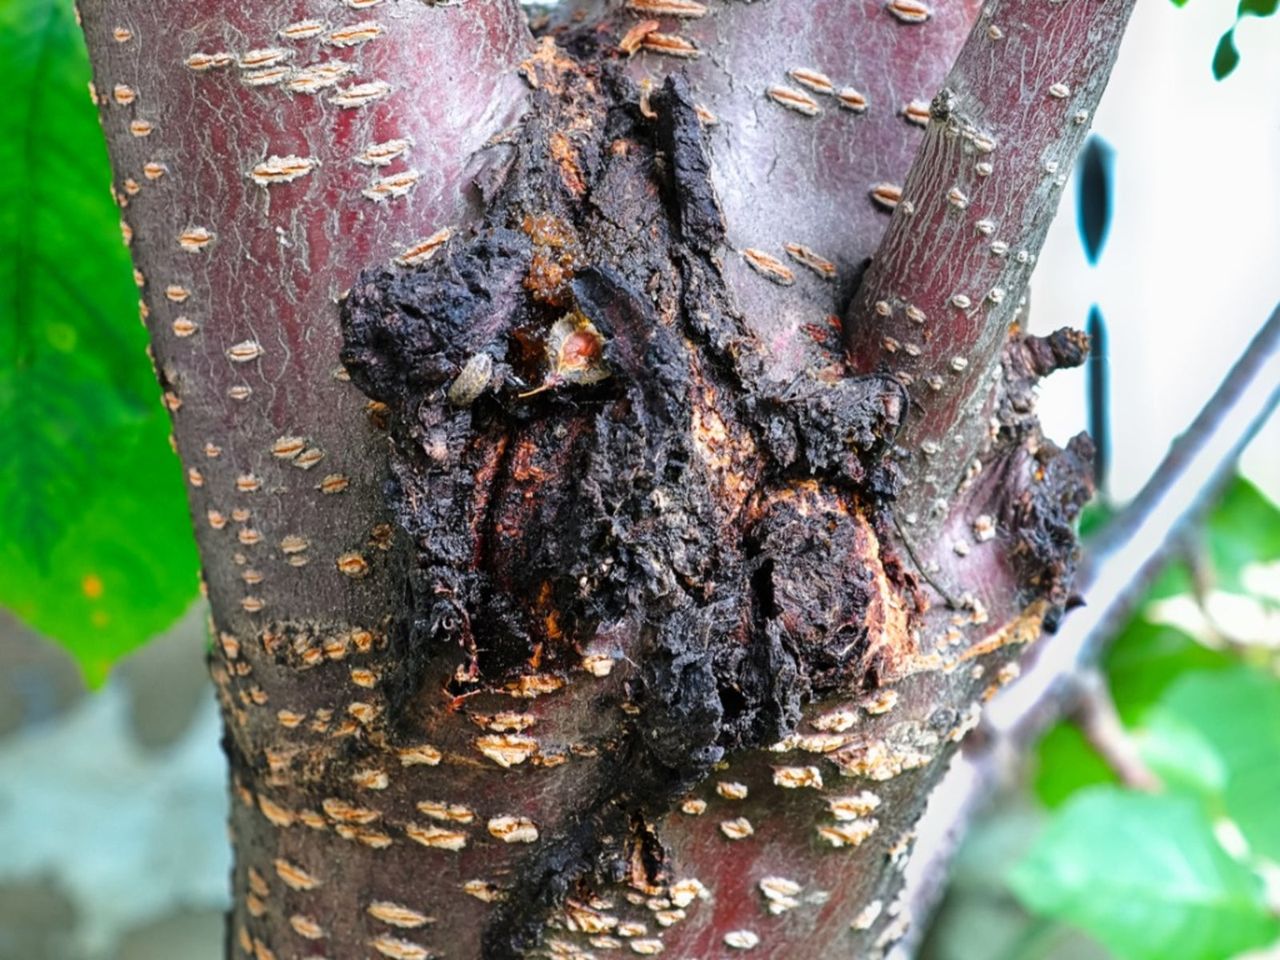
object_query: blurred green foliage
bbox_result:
[1146,668,1280,860]
[1012,476,1280,959]
[1103,619,1235,726]
[0,0,198,686]
[1031,722,1117,809]
[1204,478,1280,596]
[1011,789,1278,960]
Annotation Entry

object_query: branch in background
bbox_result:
[893,304,1280,958]
[846,0,1137,529]
[1073,669,1159,792]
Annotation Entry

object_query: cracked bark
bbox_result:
[78,1,1134,957]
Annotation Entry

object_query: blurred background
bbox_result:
[1,0,1277,958]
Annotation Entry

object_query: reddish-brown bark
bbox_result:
[76,1,1134,958]
[81,0,529,640]
[847,0,1137,532]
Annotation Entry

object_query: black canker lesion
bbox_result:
[340,51,909,959]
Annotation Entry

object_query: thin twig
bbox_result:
[1073,668,1160,792]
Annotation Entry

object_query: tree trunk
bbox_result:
[77,1,1134,957]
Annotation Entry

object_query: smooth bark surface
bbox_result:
[77,1,1135,957]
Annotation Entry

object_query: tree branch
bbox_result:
[846,0,1138,529]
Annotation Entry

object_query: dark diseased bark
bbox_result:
[74,1,1132,958]
[332,32,1089,960]
[340,55,909,955]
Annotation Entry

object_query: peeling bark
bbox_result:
[75,0,1137,957]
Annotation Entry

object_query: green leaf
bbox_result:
[1137,708,1228,800]
[1239,0,1279,17]
[1150,668,1280,859]
[0,0,198,683]
[1032,722,1117,810]
[1142,558,1194,602]
[1104,619,1233,726]
[1204,476,1280,594]
[1212,29,1241,79]
[1010,788,1279,960]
